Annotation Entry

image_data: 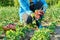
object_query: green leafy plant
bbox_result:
[4,25,24,40]
[30,28,50,40]
[4,24,32,40]
[48,22,56,33]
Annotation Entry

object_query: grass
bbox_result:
[0,6,60,27]
[0,4,60,40]
[43,5,60,25]
[0,7,19,27]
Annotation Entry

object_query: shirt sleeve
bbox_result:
[18,0,32,15]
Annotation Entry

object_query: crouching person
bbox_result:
[18,0,48,29]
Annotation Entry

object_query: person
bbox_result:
[18,0,48,29]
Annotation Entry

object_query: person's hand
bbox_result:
[38,9,44,16]
[34,10,44,20]
[34,10,40,19]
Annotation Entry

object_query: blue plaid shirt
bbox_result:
[18,0,48,23]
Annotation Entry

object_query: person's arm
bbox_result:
[41,0,48,13]
[18,0,32,14]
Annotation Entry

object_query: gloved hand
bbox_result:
[38,9,44,15]
[34,10,44,20]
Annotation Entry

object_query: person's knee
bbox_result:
[26,15,33,24]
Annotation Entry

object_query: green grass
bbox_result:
[0,7,20,27]
[0,5,60,28]
[43,5,60,25]
[0,4,60,40]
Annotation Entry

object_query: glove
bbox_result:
[34,10,44,20]
[38,9,44,16]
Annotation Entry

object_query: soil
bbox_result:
[50,26,60,40]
